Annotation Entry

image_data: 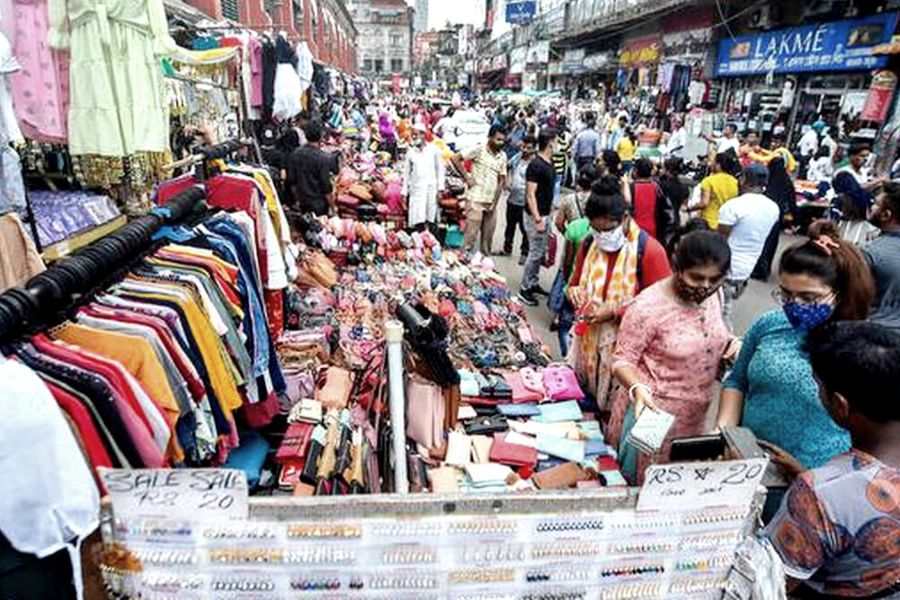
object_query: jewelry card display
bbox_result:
[100,493,759,600]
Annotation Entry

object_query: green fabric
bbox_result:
[565,218,591,245]
[617,403,639,485]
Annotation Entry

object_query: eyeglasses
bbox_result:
[771,288,836,306]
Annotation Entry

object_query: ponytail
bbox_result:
[780,220,875,321]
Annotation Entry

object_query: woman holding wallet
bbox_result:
[565,177,671,411]
[609,231,740,484]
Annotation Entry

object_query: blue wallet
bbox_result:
[535,400,583,423]
[537,435,585,462]
[497,403,541,417]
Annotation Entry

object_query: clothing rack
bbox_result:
[0,187,206,343]
[161,137,261,180]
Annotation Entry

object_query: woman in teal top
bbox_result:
[717,222,875,469]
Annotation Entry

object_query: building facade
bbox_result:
[178,0,357,73]
[349,0,415,77]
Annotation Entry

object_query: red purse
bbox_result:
[276,422,314,465]
[544,233,558,268]
[488,433,537,467]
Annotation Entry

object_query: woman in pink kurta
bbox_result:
[609,230,739,484]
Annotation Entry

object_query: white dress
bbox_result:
[402,143,445,226]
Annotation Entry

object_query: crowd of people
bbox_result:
[262,93,900,599]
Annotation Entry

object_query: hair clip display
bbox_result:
[287,523,362,539]
[461,543,527,564]
[535,518,604,534]
[448,519,517,536]
[448,568,516,585]
[382,545,437,565]
[210,577,276,592]
[101,504,756,600]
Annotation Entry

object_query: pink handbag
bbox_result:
[504,369,544,403]
[406,375,445,449]
[542,364,585,401]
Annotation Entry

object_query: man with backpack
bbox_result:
[630,158,677,245]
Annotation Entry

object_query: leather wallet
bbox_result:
[470,435,493,464]
[532,462,590,490]
[489,433,538,467]
[428,466,460,492]
[537,434,585,462]
[536,400,583,423]
[445,431,472,466]
[497,403,541,417]
[275,422,314,464]
[463,414,508,435]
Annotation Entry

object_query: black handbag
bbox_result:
[464,414,509,435]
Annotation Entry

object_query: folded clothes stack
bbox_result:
[273,217,624,496]
[29,190,122,247]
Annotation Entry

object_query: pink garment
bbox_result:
[10,0,69,143]
[249,36,263,108]
[607,279,730,481]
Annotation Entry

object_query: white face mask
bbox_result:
[593,225,626,252]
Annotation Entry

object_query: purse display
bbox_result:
[463,414,509,435]
[542,364,586,401]
[405,375,445,450]
[317,366,353,411]
[488,433,538,468]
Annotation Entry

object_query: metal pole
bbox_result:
[384,319,409,494]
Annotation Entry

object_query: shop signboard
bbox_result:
[862,70,898,123]
[619,34,662,68]
[526,41,550,66]
[584,52,614,72]
[510,46,528,74]
[562,48,586,75]
[716,12,898,76]
[506,0,537,26]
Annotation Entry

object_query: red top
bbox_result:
[47,381,114,473]
[569,233,672,300]
[632,181,659,240]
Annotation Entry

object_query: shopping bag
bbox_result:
[543,233,558,268]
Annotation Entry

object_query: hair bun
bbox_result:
[807,219,841,242]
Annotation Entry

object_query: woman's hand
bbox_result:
[723,338,742,362]
[758,440,805,481]
[567,286,587,310]
[633,386,659,417]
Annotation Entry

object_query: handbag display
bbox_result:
[275,422,315,465]
[504,369,545,403]
[542,364,585,401]
[406,375,445,450]
[532,462,591,490]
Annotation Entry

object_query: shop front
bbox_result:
[715,11,899,144]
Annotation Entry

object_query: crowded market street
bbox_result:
[2,0,900,599]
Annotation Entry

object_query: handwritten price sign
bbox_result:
[636,458,768,512]
[98,468,249,521]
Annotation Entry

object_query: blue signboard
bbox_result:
[716,12,898,76]
[506,1,536,25]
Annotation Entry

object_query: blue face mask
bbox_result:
[783,302,834,331]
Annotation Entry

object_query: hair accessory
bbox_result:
[812,235,840,256]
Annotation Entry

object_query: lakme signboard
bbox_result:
[716,12,898,76]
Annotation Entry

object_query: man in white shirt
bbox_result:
[402,124,445,230]
[717,164,780,330]
[704,123,740,156]
[798,121,824,178]
[665,116,687,159]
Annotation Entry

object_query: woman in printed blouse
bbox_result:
[717,222,875,475]
[609,230,740,484]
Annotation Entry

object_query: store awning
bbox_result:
[164,0,210,25]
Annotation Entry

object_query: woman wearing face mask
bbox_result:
[565,177,672,408]
[549,166,600,355]
[717,222,875,477]
[609,230,739,484]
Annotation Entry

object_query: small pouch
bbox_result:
[536,400,583,423]
[463,414,509,435]
[288,398,323,424]
[278,464,303,490]
[445,430,472,466]
[457,404,478,420]
[532,462,590,490]
[470,435,493,463]
[585,439,613,457]
[275,422,315,465]
[428,466,460,492]
[497,403,541,417]
[458,369,481,397]
[464,463,513,486]
[537,434,586,463]
[489,433,538,468]
[317,367,353,410]
[542,364,585,401]
[480,373,513,399]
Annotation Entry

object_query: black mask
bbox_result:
[675,276,721,305]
